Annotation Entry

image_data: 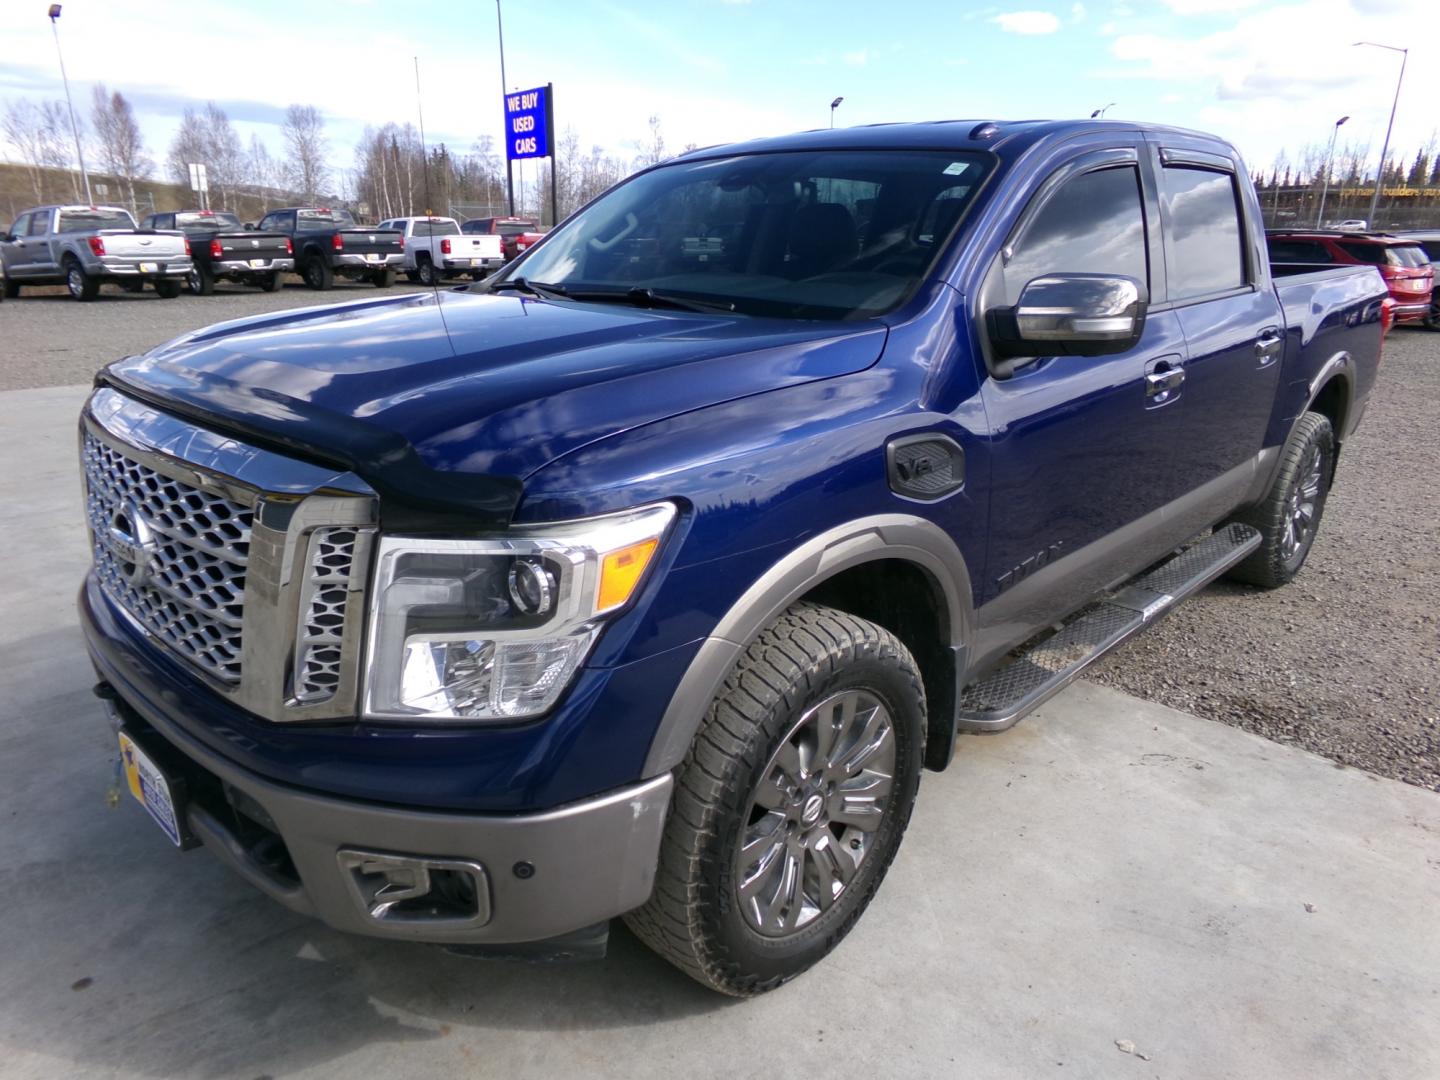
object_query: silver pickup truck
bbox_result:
[1,205,192,301]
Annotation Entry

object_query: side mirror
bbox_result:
[0,234,14,243]
[989,273,1147,358]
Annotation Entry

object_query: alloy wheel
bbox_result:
[735,689,896,936]
[1282,442,1323,560]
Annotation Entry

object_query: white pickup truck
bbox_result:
[378,216,503,285]
[0,205,192,301]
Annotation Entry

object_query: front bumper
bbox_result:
[94,681,672,945]
[334,253,404,271]
[214,258,295,275]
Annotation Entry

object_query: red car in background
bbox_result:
[460,216,547,262]
[1267,230,1435,329]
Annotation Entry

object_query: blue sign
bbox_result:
[504,84,553,161]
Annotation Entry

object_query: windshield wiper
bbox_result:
[487,277,571,301]
[557,286,736,314]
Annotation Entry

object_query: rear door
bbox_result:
[3,211,48,278]
[975,143,1189,623]
[1149,140,1283,534]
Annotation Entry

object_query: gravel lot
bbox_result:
[2,285,1436,790]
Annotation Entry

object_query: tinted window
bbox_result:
[176,212,240,230]
[1337,242,1386,265]
[297,208,355,227]
[10,215,30,238]
[1161,166,1244,299]
[1388,244,1429,269]
[1267,239,1332,264]
[412,219,459,237]
[27,211,50,236]
[57,209,135,232]
[1001,165,1147,306]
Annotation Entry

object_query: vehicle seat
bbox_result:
[786,203,857,278]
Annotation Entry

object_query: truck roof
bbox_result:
[680,118,1232,161]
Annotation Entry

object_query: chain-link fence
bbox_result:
[1259,185,1440,231]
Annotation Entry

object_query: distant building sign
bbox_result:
[504,84,553,161]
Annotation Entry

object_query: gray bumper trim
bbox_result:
[101,693,672,945]
[335,253,404,269]
[214,258,295,274]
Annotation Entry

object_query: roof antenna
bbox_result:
[414,55,455,355]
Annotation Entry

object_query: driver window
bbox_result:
[1000,165,1148,305]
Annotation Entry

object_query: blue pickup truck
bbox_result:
[80,120,1386,996]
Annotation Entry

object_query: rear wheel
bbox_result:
[1424,297,1440,332]
[186,265,214,296]
[302,255,333,290]
[625,602,925,996]
[153,278,182,299]
[258,271,281,292]
[405,268,422,284]
[1227,411,1334,588]
[371,267,395,288]
[65,260,99,301]
[416,257,437,287]
[1,278,18,299]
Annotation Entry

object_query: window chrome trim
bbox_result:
[82,388,379,723]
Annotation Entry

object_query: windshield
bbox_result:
[298,208,356,227]
[412,219,459,237]
[176,212,241,230]
[57,209,134,232]
[503,149,989,320]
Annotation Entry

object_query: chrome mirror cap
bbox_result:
[990,273,1148,360]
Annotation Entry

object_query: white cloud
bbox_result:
[1163,0,1259,11]
[991,10,1062,33]
[1071,2,1087,21]
[843,50,869,66]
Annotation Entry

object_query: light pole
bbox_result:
[830,96,843,128]
[1315,114,1349,227]
[47,4,92,205]
[496,0,514,216]
[1353,41,1407,228]
[1090,103,1116,119]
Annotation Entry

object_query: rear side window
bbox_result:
[1337,242,1386,265]
[1267,239,1332,264]
[1000,165,1148,306]
[1161,166,1245,299]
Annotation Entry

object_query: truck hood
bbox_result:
[101,289,887,529]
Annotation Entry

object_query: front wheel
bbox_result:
[1227,411,1334,588]
[258,271,281,292]
[371,267,395,288]
[153,279,182,299]
[1,278,18,299]
[625,602,925,996]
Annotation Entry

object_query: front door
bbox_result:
[973,146,1188,640]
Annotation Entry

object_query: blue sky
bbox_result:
[1,0,1435,185]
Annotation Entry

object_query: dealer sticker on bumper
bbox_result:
[138,261,158,274]
[118,732,181,846]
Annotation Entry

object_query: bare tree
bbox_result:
[633,115,667,168]
[282,104,330,202]
[89,85,151,214]
[167,103,241,208]
[246,133,277,194]
[3,99,60,202]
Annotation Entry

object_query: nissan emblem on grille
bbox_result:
[82,433,253,685]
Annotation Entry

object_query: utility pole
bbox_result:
[1315,115,1349,227]
[1353,41,1407,227]
[497,0,515,216]
[48,5,92,204]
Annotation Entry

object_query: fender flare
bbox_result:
[641,514,975,777]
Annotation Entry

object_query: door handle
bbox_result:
[1255,327,1283,367]
[1145,368,1185,397]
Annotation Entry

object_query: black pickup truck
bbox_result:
[253,207,404,290]
[140,210,294,295]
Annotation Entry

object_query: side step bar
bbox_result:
[955,523,1261,733]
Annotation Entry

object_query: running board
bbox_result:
[955,522,1261,733]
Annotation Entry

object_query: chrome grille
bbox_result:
[293,527,361,703]
[82,432,253,685]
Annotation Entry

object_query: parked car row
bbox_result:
[1266,228,1437,331]
[0,204,545,301]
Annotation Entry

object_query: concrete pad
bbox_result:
[1,384,1437,1080]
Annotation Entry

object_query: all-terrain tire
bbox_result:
[302,254,333,290]
[153,278,183,299]
[1227,411,1334,588]
[259,271,281,292]
[186,265,215,296]
[625,602,925,996]
[371,267,395,288]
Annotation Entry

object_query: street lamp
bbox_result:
[48,4,92,205]
[1090,103,1116,119]
[1353,41,1407,228]
[1315,115,1349,227]
[830,96,844,128]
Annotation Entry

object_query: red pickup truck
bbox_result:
[460,216,545,262]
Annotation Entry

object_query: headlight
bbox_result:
[363,502,676,723]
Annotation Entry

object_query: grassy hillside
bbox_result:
[0,162,288,225]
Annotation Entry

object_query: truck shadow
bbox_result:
[0,627,735,1080]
